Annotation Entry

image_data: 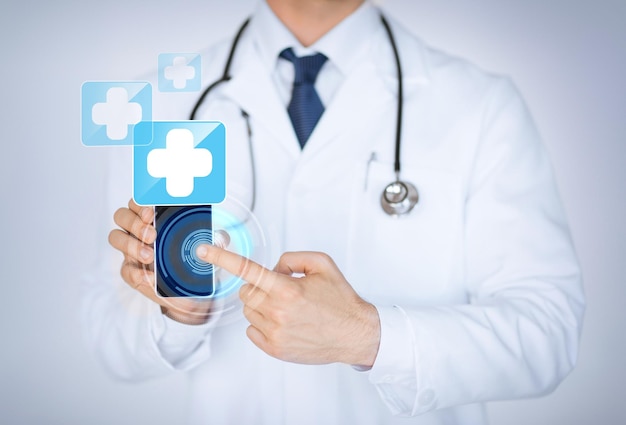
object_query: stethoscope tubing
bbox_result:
[188,13,418,216]
[189,18,251,121]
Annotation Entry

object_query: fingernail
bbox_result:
[141,207,151,221]
[140,247,152,260]
[197,245,208,257]
[145,227,157,242]
[214,230,231,249]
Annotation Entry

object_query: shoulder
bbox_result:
[386,15,516,101]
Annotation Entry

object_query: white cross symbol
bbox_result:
[91,87,142,140]
[164,56,196,89]
[147,129,213,197]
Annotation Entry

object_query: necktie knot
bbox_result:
[280,48,328,85]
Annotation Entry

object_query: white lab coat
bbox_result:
[82,12,584,425]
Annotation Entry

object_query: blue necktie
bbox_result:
[280,48,328,148]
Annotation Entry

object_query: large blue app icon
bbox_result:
[81,81,152,146]
[133,121,226,206]
[158,53,201,92]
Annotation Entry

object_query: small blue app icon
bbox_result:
[81,81,152,146]
[133,121,226,206]
[158,53,201,92]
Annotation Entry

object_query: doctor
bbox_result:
[86,0,585,424]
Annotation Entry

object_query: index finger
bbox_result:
[196,244,276,291]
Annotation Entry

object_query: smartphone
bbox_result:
[153,205,214,297]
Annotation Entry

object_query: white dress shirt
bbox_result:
[254,0,380,107]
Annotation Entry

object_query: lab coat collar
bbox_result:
[309,2,380,78]
[302,17,432,156]
[220,32,301,158]
[253,1,380,79]
[252,1,301,75]
[218,12,431,159]
[373,14,431,89]
[299,55,392,158]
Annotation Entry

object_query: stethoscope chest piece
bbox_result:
[381,180,419,217]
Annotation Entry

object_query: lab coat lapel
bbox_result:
[302,29,430,157]
[302,59,391,157]
[218,19,430,160]
[219,46,300,158]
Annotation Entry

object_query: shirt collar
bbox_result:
[250,0,381,77]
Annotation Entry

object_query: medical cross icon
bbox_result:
[164,57,196,89]
[133,121,226,206]
[147,129,213,197]
[81,81,152,146]
[158,53,201,92]
[92,87,142,140]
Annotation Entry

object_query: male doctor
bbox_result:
[85,0,585,424]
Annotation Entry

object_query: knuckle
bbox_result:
[134,222,155,243]
[263,327,278,345]
[109,230,132,257]
[242,305,253,321]
[249,290,268,309]
[279,284,301,303]
[129,218,145,239]
[239,284,253,301]
[131,266,147,288]
[278,289,295,304]
[120,261,147,291]
[120,261,132,285]
[264,336,284,359]
[118,233,135,257]
[268,307,288,325]
[315,251,332,264]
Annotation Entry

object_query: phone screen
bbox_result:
[154,205,214,297]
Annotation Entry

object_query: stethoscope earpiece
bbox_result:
[381,180,419,217]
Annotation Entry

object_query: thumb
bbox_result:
[273,251,335,276]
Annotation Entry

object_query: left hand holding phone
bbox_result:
[108,199,212,325]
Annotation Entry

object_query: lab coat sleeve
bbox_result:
[368,78,585,415]
[82,270,218,381]
[81,148,219,381]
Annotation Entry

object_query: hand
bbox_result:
[108,199,212,325]
[196,244,381,366]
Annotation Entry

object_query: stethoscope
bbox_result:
[189,13,418,217]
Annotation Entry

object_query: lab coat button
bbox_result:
[418,389,435,405]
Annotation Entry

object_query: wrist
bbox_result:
[346,301,381,367]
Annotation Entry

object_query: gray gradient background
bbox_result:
[1,0,624,423]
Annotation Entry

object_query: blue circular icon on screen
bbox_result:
[156,206,215,297]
